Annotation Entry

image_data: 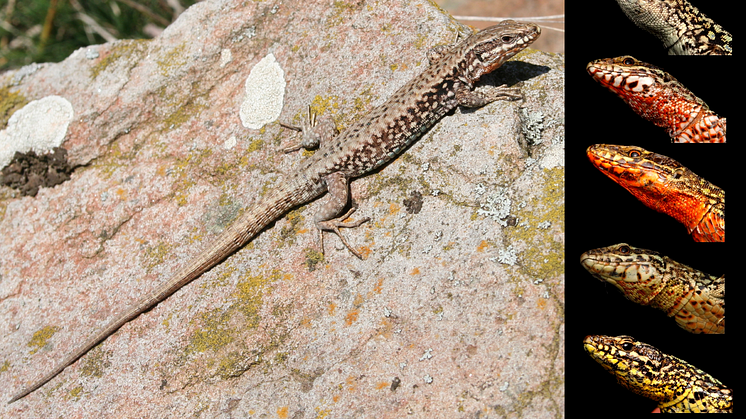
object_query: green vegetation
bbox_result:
[0,0,200,70]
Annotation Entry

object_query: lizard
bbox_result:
[580,243,725,334]
[587,56,726,143]
[7,20,541,404]
[614,0,732,55]
[584,335,733,412]
[586,144,724,242]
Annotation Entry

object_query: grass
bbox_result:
[0,0,200,70]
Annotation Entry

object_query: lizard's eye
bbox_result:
[629,150,641,158]
[622,342,633,351]
[623,57,635,65]
[501,35,514,43]
[618,245,630,254]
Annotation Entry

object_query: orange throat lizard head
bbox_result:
[586,144,674,209]
[586,144,717,235]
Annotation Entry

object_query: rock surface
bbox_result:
[0,0,564,417]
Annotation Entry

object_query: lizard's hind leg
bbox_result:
[315,171,369,259]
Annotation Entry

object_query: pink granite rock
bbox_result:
[0,0,564,417]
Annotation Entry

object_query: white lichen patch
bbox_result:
[223,135,237,150]
[239,53,285,130]
[0,95,74,168]
[495,245,518,265]
[476,190,512,226]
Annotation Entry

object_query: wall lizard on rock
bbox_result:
[614,0,732,55]
[587,144,724,242]
[8,20,541,403]
[584,335,733,412]
[581,243,725,334]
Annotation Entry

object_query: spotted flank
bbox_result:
[587,56,726,143]
[584,335,732,412]
[581,243,725,334]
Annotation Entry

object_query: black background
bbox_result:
[564,0,733,414]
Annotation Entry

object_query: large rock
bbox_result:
[0,0,564,417]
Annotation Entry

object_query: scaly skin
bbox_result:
[614,0,732,55]
[584,335,733,412]
[581,243,725,334]
[587,56,726,143]
[587,144,724,242]
[7,21,541,404]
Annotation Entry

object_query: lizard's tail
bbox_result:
[9,179,319,403]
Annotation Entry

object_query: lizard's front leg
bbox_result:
[455,81,523,108]
[280,109,368,258]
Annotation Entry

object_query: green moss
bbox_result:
[508,166,565,279]
[185,308,236,355]
[169,148,213,206]
[326,1,358,28]
[67,385,84,400]
[274,351,288,364]
[304,248,325,271]
[0,85,28,128]
[202,265,237,290]
[413,33,429,51]
[246,138,265,153]
[216,351,256,379]
[156,42,187,77]
[278,208,306,249]
[166,265,300,387]
[143,241,173,272]
[0,360,9,373]
[350,86,376,119]
[232,271,278,326]
[79,346,112,378]
[90,39,148,79]
[162,312,174,329]
[183,270,277,357]
[163,100,206,131]
[27,326,60,355]
[309,95,341,121]
[92,133,153,180]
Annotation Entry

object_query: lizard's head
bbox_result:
[460,20,540,83]
[586,143,687,209]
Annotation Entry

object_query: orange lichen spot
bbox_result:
[345,309,359,326]
[373,277,384,294]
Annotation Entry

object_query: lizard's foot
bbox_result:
[280,106,337,153]
[317,206,370,259]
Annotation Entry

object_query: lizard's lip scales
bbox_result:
[579,239,726,332]
[585,56,725,143]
